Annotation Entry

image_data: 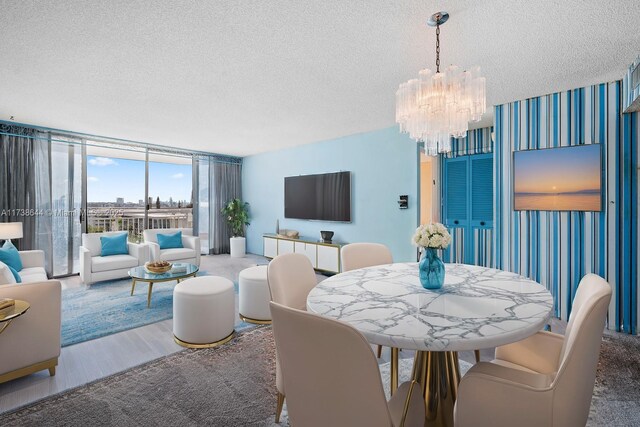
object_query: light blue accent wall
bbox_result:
[242,127,419,262]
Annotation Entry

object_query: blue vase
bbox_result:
[419,248,445,289]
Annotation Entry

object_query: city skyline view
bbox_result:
[87,156,192,204]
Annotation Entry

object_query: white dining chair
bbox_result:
[270,301,425,426]
[341,242,393,359]
[267,253,318,423]
[454,273,612,427]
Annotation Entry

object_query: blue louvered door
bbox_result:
[443,153,493,265]
[443,158,468,263]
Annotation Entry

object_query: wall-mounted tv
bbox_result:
[513,144,602,211]
[285,171,351,222]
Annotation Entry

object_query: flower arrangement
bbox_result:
[412,223,452,249]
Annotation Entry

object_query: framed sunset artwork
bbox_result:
[513,144,602,211]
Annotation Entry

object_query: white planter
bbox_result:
[230,237,246,258]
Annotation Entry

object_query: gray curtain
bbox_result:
[211,161,242,254]
[0,125,52,273]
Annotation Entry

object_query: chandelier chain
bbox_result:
[435,24,440,73]
[395,10,486,155]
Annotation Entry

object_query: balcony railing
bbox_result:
[87,207,193,243]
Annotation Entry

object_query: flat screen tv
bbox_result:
[285,171,351,221]
[513,144,602,211]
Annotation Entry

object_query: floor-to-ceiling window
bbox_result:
[197,158,210,254]
[85,143,147,243]
[147,151,193,232]
[51,135,83,276]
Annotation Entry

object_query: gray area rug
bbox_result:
[1,327,638,426]
[589,331,640,425]
[0,327,278,427]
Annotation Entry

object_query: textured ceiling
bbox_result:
[1,1,639,156]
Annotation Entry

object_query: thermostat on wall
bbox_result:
[398,195,408,209]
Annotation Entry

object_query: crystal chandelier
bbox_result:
[395,11,486,155]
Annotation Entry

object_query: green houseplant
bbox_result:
[222,198,250,257]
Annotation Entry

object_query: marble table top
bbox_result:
[307,263,554,352]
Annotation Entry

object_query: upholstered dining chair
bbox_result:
[341,242,393,359]
[267,253,318,423]
[454,273,612,427]
[270,302,425,427]
[341,242,393,272]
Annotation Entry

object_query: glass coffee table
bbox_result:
[129,263,199,308]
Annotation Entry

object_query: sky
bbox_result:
[514,144,601,194]
[87,156,192,203]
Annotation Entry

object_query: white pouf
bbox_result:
[238,265,271,324]
[173,276,235,348]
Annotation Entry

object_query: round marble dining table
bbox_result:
[306,262,554,427]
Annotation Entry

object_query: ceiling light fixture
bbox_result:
[395,11,486,155]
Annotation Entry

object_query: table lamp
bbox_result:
[0,222,23,244]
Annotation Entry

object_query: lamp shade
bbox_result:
[0,222,23,239]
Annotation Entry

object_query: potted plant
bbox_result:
[222,198,250,257]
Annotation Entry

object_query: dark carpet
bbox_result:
[0,327,277,427]
[588,331,640,426]
[1,327,638,426]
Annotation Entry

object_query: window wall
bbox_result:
[51,136,83,276]
[147,152,193,233]
[197,159,210,253]
[86,144,147,242]
[54,141,200,277]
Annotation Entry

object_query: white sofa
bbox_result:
[0,279,61,383]
[0,250,48,286]
[143,228,201,267]
[0,247,60,383]
[80,231,148,285]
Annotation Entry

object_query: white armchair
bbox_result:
[143,228,200,267]
[80,231,148,286]
[0,280,61,383]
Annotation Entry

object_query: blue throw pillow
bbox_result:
[100,233,129,256]
[0,240,23,273]
[7,264,22,283]
[157,231,183,250]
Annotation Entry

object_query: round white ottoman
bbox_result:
[238,265,271,324]
[173,276,235,348]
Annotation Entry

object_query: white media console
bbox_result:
[263,233,343,273]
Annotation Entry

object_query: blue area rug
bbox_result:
[61,273,254,347]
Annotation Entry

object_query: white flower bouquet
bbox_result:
[412,223,452,249]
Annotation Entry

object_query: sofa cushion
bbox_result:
[0,261,17,285]
[19,267,48,283]
[159,248,196,262]
[157,231,183,250]
[100,233,129,256]
[0,241,23,273]
[91,254,138,273]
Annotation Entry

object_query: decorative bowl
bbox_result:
[144,262,172,274]
[320,230,334,242]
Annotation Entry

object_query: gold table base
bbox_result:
[131,272,198,308]
[406,351,460,427]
